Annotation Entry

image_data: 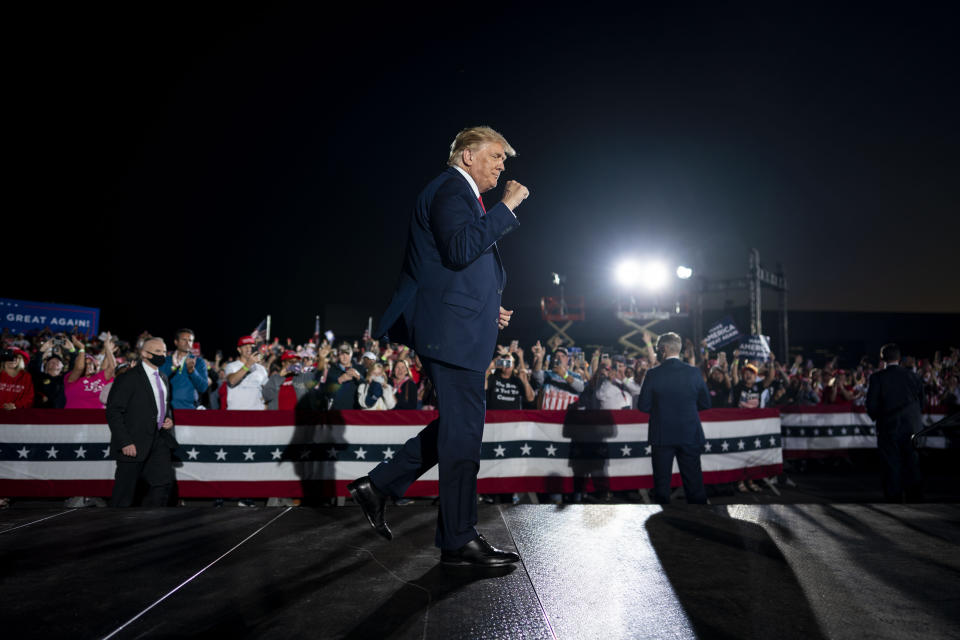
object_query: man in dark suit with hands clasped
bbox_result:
[637,332,712,504]
[866,343,924,502]
[106,337,178,507]
[348,126,530,566]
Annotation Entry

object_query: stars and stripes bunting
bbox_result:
[1,409,783,497]
[779,405,947,457]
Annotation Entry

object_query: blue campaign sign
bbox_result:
[704,316,741,350]
[0,298,100,337]
[738,334,773,361]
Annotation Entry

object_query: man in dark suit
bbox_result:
[348,126,529,566]
[636,332,712,504]
[106,337,178,507]
[866,343,924,502]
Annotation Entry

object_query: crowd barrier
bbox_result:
[0,409,781,498]
[779,404,949,458]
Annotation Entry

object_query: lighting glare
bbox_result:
[615,260,669,290]
[676,265,693,279]
[615,260,641,287]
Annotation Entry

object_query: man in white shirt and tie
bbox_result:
[106,337,178,507]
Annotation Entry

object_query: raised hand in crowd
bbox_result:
[530,340,545,371]
[101,333,117,380]
[717,351,728,371]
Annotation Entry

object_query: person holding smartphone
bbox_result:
[485,347,535,409]
[224,335,269,410]
[159,328,209,409]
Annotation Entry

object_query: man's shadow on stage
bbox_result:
[287,409,347,505]
[645,506,827,640]
[552,409,616,499]
[340,563,516,639]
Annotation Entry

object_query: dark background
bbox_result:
[8,3,958,357]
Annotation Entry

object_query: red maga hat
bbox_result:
[237,335,257,347]
[281,351,301,361]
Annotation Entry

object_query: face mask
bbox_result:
[373,375,385,384]
[288,363,302,374]
[146,353,166,367]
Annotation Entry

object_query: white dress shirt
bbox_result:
[452,165,480,199]
[142,360,167,421]
[451,164,516,217]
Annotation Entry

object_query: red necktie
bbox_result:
[478,195,486,214]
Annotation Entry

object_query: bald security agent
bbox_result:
[348,126,530,566]
[636,332,712,504]
[106,337,178,507]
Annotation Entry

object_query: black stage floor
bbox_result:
[3,503,959,639]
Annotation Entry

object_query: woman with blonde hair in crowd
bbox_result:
[358,361,397,410]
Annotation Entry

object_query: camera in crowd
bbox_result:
[495,357,513,369]
[0,348,15,363]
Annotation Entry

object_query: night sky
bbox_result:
[10,3,959,353]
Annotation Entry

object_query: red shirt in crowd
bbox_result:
[0,369,35,409]
[278,376,298,410]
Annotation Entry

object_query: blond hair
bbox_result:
[447,126,516,167]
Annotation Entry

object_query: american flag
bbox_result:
[539,388,580,411]
[251,318,267,342]
[361,316,372,345]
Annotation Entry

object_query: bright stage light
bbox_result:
[615,260,642,287]
[615,260,669,290]
[676,265,693,279]
[641,261,669,290]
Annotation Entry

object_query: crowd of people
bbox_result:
[1,326,958,415]
[2,326,957,506]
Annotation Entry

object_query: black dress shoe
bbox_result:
[347,476,392,541]
[440,534,520,566]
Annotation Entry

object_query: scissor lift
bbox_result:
[540,295,585,347]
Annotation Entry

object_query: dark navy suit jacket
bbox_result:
[636,358,712,446]
[376,167,519,372]
[866,364,924,435]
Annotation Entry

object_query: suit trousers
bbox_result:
[651,444,707,504]
[109,433,173,508]
[369,357,485,550]
[877,426,922,502]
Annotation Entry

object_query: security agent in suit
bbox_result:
[106,337,178,507]
[348,126,530,566]
[866,343,924,502]
[636,332,712,504]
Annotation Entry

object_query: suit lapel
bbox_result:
[448,166,507,287]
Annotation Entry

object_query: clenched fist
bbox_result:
[501,180,530,211]
[498,307,514,330]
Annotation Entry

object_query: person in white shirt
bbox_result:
[223,335,269,410]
